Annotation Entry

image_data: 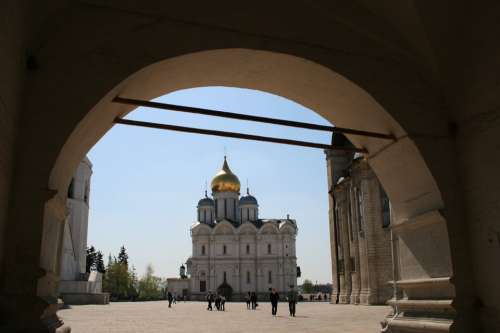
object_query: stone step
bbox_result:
[387,299,455,314]
[385,316,453,333]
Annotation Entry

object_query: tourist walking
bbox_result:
[250,292,257,310]
[220,295,226,311]
[173,292,177,304]
[245,292,251,309]
[207,292,214,311]
[215,293,221,310]
[270,288,279,316]
[167,291,173,308]
[287,285,298,317]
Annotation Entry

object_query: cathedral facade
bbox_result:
[183,157,298,301]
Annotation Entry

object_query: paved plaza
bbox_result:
[59,301,390,332]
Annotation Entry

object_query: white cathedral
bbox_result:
[169,157,298,301]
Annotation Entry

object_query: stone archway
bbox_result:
[38,48,453,332]
[2,46,472,333]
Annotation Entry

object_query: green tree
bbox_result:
[137,264,163,301]
[302,279,314,293]
[95,251,106,273]
[118,245,129,267]
[86,246,97,272]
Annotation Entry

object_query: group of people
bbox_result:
[205,285,299,317]
[206,292,226,311]
[244,292,258,310]
[269,285,299,317]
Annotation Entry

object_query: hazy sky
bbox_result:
[87,87,333,284]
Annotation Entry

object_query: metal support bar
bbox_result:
[113,96,395,140]
[114,118,368,153]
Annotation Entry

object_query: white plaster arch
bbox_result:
[238,222,259,235]
[279,222,297,234]
[258,223,280,235]
[212,220,236,235]
[191,223,212,236]
[49,48,443,224]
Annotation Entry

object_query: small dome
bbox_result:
[239,188,258,205]
[198,191,214,207]
[211,156,240,193]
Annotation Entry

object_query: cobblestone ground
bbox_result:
[60,301,389,333]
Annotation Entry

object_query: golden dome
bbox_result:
[211,156,240,193]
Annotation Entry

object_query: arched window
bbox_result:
[268,270,272,284]
[201,245,206,255]
[246,271,251,284]
[215,199,218,218]
[223,244,227,255]
[223,271,227,282]
[267,243,271,254]
[246,244,250,254]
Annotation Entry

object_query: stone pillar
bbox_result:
[0,189,70,332]
[348,185,361,305]
[336,183,352,304]
[325,150,339,302]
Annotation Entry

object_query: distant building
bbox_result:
[168,157,298,301]
[58,157,109,304]
[325,141,393,305]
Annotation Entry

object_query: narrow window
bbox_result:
[335,203,343,259]
[224,198,227,217]
[204,210,207,222]
[200,280,206,292]
[246,271,250,284]
[67,178,75,199]
[233,199,236,218]
[215,200,218,218]
[268,271,272,284]
[223,244,227,255]
[356,188,364,234]
[267,243,271,254]
[84,181,90,203]
[246,244,250,254]
[198,210,201,222]
[223,271,227,282]
[381,187,391,228]
[247,208,250,221]
[202,245,206,255]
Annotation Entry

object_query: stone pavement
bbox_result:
[59,301,390,333]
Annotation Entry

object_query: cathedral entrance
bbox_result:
[217,282,233,301]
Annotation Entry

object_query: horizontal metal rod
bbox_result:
[114,118,368,153]
[113,96,395,140]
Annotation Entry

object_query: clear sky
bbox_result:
[87,87,333,284]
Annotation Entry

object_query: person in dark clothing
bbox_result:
[287,285,298,317]
[207,292,213,311]
[220,295,226,311]
[269,288,279,316]
[245,292,251,309]
[167,292,173,308]
[250,292,257,310]
[216,294,222,310]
